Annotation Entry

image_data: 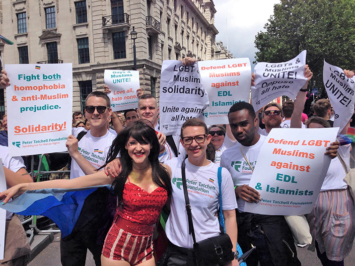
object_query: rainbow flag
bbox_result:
[94,149,103,154]
[35,65,41,70]
[208,178,214,183]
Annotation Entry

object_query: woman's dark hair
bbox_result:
[105,121,172,204]
[206,143,216,162]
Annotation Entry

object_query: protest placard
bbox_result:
[252,50,307,111]
[0,160,6,260]
[323,61,355,132]
[245,127,338,215]
[6,64,73,156]
[198,58,251,124]
[104,70,140,111]
[159,60,209,135]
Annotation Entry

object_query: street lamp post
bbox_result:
[130,27,137,70]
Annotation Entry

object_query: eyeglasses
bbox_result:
[182,134,207,145]
[264,110,281,116]
[85,106,108,114]
[209,130,225,136]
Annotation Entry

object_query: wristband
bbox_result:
[300,88,308,92]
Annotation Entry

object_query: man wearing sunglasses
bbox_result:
[259,103,283,136]
[63,91,117,266]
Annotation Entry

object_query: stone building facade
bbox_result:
[0,0,218,113]
[214,41,233,60]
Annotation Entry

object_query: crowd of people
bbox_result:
[0,61,353,266]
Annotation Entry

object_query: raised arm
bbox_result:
[0,170,112,204]
[291,65,313,128]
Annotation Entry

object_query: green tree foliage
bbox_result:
[254,0,355,93]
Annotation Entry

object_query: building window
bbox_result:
[192,18,194,30]
[111,0,124,23]
[186,12,189,24]
[175,24,178,40]
[161,44,164,61]
[176,53,179,60]
[187,36,189,50]
[17,13,27,34]
[45,7,56,29]
[150,77,156,97]
[46,42,58,63]
[18,46,29,64]
[112,32,126,59]
[174,0,178,12]
[167,19,170,36]
[181,5,184,18]
[181,30,184,46]
[168,48,171,60]
[77,38,90,64]
[79,81,92,111]
[148,36,153,60]
[75,1,87,24]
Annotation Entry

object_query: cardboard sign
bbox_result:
[245,128,338,215]
[105,70,140,111]
[6,64,73,156]
[252,50,308,111]
[159,60,209,135]
[323,61,355,132]
[198,58,251,124]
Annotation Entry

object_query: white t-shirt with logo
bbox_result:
[70,130,117,179]
[165,157,237,249]
[220,135,266,211]
[321,145,349,191]
[72,127,87,138]
[280,120,306,129]
[0,146,26,219]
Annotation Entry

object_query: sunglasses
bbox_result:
[264,110,281,116]
[182,134,207,145]
[85,106,108,114]
[209,130,225,136]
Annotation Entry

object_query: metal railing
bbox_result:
[146,16,161,31]
[37,59,63,64]
[102,13,130,27]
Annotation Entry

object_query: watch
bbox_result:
[233,250,239,259]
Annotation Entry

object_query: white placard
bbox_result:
[6,64,73,156]
[252,50,308,111]
[159,60,209,135]
[323,61,355,132]
[104,70,140,111]
[198,58,251,124]
[0,160,7,260]
[245,128,338,215]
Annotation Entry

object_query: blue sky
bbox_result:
[214,0,280,68]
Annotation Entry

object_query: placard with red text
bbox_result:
[6,64,72,156]
[245,128,338,215]
[105,70,140,111]
[198,58,251,124]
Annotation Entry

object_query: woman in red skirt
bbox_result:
[0,121,172,266]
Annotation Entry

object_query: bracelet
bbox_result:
[300,88,308,92]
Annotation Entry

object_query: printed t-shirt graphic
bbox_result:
[165,157,237,249]
[70,130,117,179]
[220,134,266,211]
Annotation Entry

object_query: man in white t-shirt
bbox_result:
[137,94,178,163]
[63,91,116,266]
[0,145,32,265]
[221,102,301,266]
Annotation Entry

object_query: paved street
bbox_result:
[28,233,355,266]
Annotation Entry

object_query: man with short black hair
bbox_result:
[221,101,302,266]
[124,109,139,127]
[72,111,83,124]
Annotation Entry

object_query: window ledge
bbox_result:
[73,22,89,28]
[14,33,28,38]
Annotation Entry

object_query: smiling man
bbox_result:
[63,91,117,266]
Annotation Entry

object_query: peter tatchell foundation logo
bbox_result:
[12,142,21,148]
[172,177,182,190]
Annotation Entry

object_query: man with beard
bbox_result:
[258,103,283,136]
